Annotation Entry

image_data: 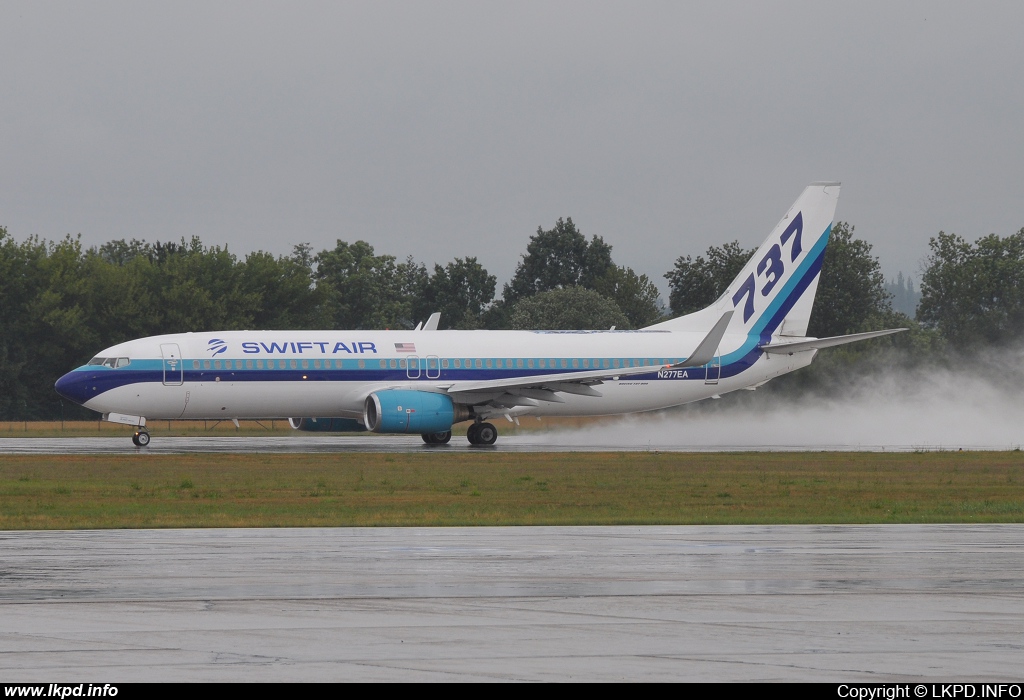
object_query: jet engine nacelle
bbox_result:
[288,417,367,432]
[363,389,470,434]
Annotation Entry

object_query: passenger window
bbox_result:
[290,360,297,369]
[561,359,568,368]
[389,359,397,369]
[583,359,589,368]
[379,360,386,369]
[204,360,211,369]
[475,359,482,369]
[246,360,253,369]
[313,360,321,369]
[527,359,534,368]
[192,360,199,369]
[214,360,221,369]
[399,359,407,369]
[454,359,462,368]
[358,360,365,368]
[442,359,449,369]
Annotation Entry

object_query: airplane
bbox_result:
[54,182,905,447]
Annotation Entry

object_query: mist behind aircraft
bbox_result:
[533,358,1024,451]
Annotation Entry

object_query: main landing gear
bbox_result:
[132,429,151,447]
[466,421,498,446]
[421,431,452,445]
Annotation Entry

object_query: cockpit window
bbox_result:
[88,357,130,368]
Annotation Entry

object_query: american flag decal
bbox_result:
[395,342,416,353]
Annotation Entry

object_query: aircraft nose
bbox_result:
[54,370,93,406]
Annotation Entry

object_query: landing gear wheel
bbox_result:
[133,430,151,447]
[476,422,497,445]
[468,422,497,446]
[421,431,452,445]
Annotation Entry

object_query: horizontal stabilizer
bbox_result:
[760,328,907,355]
[670,311,733,368]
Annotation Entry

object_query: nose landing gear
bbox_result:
[132,430,151,447]
[466,421,497,446]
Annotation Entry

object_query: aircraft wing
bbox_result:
[442,311,734,407]
[759,328,907,355]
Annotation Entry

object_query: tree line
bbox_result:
[2,219,1022,419]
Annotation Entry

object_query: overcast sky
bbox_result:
[2,1,1022,298]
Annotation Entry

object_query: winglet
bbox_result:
[422,312,441,331]
[672,311,734,369]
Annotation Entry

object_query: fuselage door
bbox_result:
[426,355,440,379]
[704,350,721,385]
[160,343,184,386]
[406,355,421,379]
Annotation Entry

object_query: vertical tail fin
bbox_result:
[648,182,840,338]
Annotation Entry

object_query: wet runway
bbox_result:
[0,435,1010,453]
[1,525,1022,681]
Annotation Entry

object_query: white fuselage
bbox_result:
[56,328,813,423]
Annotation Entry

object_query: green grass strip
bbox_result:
[2,451,1023,529]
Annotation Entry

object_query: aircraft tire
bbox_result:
[476,422,498,446]
[466,423,481,445]
[134,431,150,447]
[421,431,452,445]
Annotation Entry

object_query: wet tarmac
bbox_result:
[1,525,1022,681]
[0,435,1011,454]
